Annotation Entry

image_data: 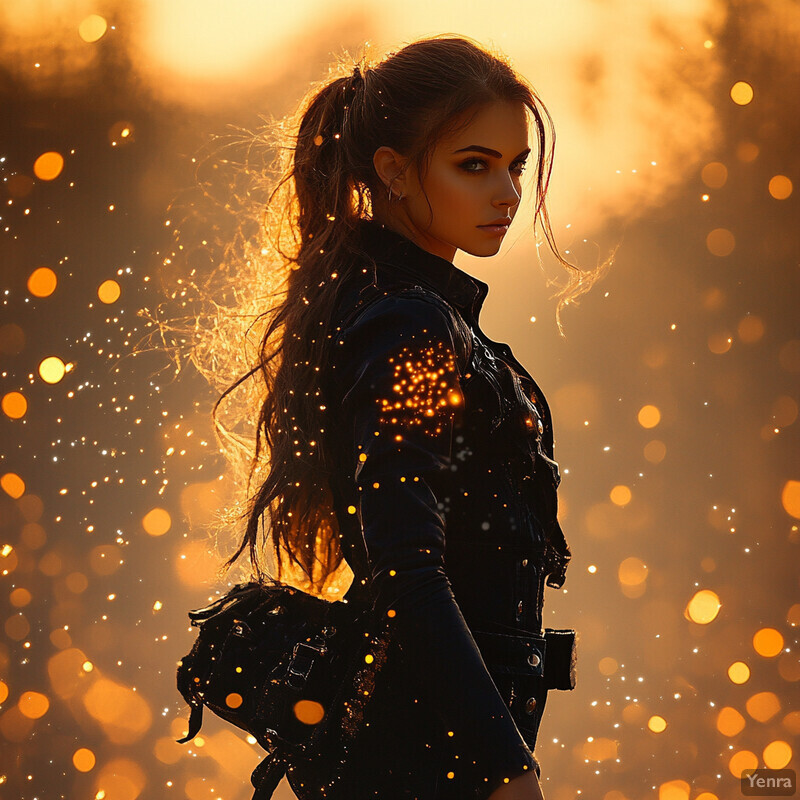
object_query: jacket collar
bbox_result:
[357,218,488,323]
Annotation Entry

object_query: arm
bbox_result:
[335,293,539,797]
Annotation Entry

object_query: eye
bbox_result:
[459,158,487,172]
[458,157,528,175]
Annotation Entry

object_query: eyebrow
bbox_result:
[453,145,531,159]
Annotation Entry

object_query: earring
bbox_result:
[387,182,405,202]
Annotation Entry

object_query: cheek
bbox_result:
[431,171,479,213]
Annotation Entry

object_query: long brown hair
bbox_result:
[209,34,612,593]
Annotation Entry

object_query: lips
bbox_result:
[478,220,511,236]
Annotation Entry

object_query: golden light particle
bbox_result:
[729,750,758,778]
[716,706,745,736]
[686,589,721,624]
[27,267,57,297]
[72,747,96,772]
[648,715,667,733]
[83,680,152,744]
[94,759,145,798]
[33,152,64,181]
[19,691,50,719]
[581,737,618,762]
[700,557,716,573]
[0,680,8,703]
[1,473,25,499]
[294,699,324,725]
[781,480,800,519]
[753,627,783,657]
[609,485,632,507]
[768,175,792,200]
[618,557,648,587]
[772,396,798,428]
[364,653,374,664]
[225,693,243,709]
[763,740,792,769]
[142,507,171,536]
[66,572,88,593]
[49,628,71,649]
[706,228,735,257]
[658,779,689,800]
[78,14,107,43]
[387,609,396,618]
[447,772,455,779]
[728,661,750,684]
[2,392,27,420]
[708,332,733,354]
[19,495,43,524]
[598,656,618,676]
[107,121,135,146]
[38,356,66,384]
[39,551,62,577]
[637,405,660,429]
[701,162,727,189]
[89,545,122,576]
[737,315,764,343]
[97,279,121,304]
[10,588,32,608]
[737,141,759,162]
[746,691,780,722]
[643,440,666,464]
[730,81,754,105]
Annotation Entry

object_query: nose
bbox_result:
[493,171,522,210]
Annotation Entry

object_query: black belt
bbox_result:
[473,628,576,691]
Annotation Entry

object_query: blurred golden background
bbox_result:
[0,1,798,799]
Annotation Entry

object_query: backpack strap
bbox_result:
[175,702,204,743]
[251,749,290,799]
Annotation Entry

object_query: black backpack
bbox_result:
[176,578,391,798]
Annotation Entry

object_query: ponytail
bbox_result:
[199,35,614,590]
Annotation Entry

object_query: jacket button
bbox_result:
[527,652,541,668]
[525,696,537,714]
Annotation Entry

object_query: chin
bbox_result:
[463,240,504,258]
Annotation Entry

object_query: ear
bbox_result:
[372,146,410,197]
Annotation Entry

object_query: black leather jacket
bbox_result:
[314,219,576,799]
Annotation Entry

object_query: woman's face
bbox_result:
[380,100,531,262]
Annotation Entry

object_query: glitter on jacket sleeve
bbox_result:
[335,293,538,796]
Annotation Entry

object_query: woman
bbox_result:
[217,34,606,800]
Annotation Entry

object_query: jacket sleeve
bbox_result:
[334,293,539,795]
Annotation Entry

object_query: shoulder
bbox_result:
[335,282,457,350]
[325,285,472,396]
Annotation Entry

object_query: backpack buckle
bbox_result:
[286,640,325,691]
